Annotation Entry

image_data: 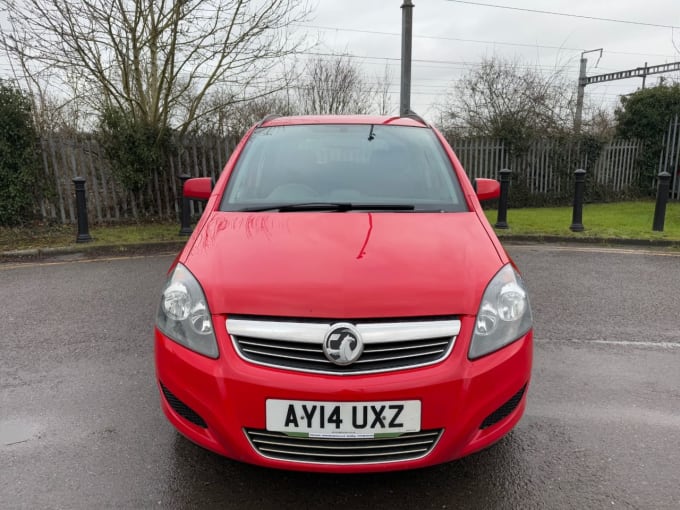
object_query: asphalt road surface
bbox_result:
[1,245,679,509]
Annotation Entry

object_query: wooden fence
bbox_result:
[38,135,239,224]
[37,135,644,224]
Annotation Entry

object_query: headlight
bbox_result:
[156,264,218,358]
[469,264,532,359]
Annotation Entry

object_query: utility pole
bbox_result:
[400,0,414,116]
[574,56,587,135]
[574,49,602,135]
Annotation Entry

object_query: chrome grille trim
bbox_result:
[227,318,460,344]
[228,320,327,344]
[367,340,451,353]
[352,349,448,364]
[245,429,443,465]
[239,348,322,364]
[237,340,319,353]
[228,317,460,374]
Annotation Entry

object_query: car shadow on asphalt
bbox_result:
[160,419,578,510]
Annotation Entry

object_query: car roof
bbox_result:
[259,115,429,129]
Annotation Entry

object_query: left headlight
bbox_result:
[469,264,532,359]
[156,263,218,358]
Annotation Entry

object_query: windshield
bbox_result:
[220,124,467,212]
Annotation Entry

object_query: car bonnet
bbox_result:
[183,211,503,318]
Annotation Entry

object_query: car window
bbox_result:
[220,124,467,212]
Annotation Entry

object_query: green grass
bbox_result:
[0,221,182,252]
[484,201,680,241]
[1,200,679,253]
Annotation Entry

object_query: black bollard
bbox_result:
[72,177,92,243]
[178,174,193,236]
[494,168,512,229]
[653,171,671,232]
[569,169,586,232]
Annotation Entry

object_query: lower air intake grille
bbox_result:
[160,382,208,429]
[480,384,527,430]
[245,429,442,464]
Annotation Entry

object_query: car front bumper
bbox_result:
[154,317,532,473]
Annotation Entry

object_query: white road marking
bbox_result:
[0,252,176,271]
[508,244,680,257]
[536,338,680,349]
[528,402,680,428]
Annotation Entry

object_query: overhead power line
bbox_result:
[300,51,587,72]
[444,1,680,29]
[295,23,584,52]
[295,23,678,59]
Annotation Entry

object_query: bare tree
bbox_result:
[297,56,377,115]
[375,62,394,115]
[196,91,299,137]
[582,105,616,138]
[440,56,575,142]
[0,0,311,135]
[3,26,84,134]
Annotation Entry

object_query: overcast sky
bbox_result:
[297,0,680,118]
[1,0,678,123]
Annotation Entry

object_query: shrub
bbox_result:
[99,107,173,192]
[0,81,41,226]
[615,84,680,194]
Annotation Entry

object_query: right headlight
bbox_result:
[469,264,532,359]
[156,263,218,358]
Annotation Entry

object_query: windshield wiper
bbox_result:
[239,202,415,212]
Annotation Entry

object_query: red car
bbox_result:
[155,114,533,473]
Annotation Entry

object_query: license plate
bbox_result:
[266,399,421,438]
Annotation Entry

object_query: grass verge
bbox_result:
[484,201,680,241]
[0,221,183,252]
[1,201,679,253]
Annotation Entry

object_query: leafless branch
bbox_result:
[297,55,377,115]
[0,0,312,134]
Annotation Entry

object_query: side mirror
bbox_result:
[183,177,212,200]
[473,178,500,201]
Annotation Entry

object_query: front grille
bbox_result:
[245,429,442,464]
[160,382,208,429]
[228,317,460,375]
[480,384,527,430]
[235,335,453,373]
